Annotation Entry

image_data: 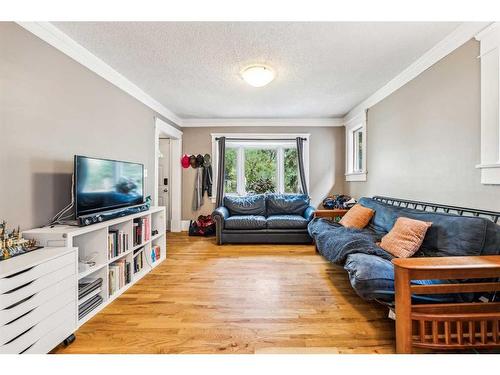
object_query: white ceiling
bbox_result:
[53,22,460,119]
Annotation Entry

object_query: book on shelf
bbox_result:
[108,229,129,260]
[151,245,161,263]
[108,259,131,296]
[133,247,144,274]
[133,217,151,246]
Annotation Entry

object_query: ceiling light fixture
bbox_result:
[241,65,275,87]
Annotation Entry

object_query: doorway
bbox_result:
[154,117,183,232]
[158,138,171,230]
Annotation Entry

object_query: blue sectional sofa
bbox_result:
[213,193,315,244]
[308,197,500,304]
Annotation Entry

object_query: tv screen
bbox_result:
[75,155,144,217]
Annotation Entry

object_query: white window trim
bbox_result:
[345,112,367,182]
[475,23,500,184]
[211,133,310,203]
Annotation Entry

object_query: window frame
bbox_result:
[211,133,310,202]
[345,112,367,182]
[475,24,500,184]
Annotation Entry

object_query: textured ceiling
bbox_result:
[54,22,460,119]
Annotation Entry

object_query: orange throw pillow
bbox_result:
[339,204,374,229]
[379,217,432,258]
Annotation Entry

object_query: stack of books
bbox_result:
[78,277,103,320]
[151,245,161,263]
[133,217,150,246]
[108,259,131,296]
[108,230,129,259]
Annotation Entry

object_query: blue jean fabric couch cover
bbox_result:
[213,193,315,244]
[308,197,500,304]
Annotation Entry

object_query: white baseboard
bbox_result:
[181,220,191,231]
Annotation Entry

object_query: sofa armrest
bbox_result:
[303,205,316,222]
[212,206,230,224]
[212,207,229,245]
[392,255,500,280]
[393,255,500,353]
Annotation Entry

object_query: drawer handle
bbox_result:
[3,294,36,310]
[3,266,35,279]
[4,325,35,345]
[3,280,35,294]
[5,307,36,325]
[19,341,36,354]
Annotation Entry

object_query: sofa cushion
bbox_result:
[344,253,473,303]
[358,197,404,234]
[267,215,309,229]
[225,215,267,230]
[339,204,374,229]
[224,194,266,216]
[379,217,432,258]
[266,193,310,216]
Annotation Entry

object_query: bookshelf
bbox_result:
[23,206,166,329]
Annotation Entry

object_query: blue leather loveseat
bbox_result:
[212,193,315,244]
[308,197,500,304]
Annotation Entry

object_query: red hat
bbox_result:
[181,154,190,168]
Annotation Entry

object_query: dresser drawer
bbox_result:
[0,286,75,345]
[0,252,75,294]
[22,314,75,354]
[0,263,75,310]
[0,302,75,354]
[0,275,75,326]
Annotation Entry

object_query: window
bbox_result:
[212,134,309,199]
[353,127,363,173]
[345,113,367,181]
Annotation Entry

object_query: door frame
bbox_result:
[154,117,183,232]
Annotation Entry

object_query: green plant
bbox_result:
[247,178,275,194]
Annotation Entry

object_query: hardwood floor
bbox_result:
[54,233,396,354]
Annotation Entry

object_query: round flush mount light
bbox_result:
[241,65,275,87]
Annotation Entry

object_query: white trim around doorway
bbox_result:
[154,117,183,232]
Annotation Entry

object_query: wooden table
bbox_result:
[313,208,349,219]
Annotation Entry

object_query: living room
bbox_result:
[2,0,500,372]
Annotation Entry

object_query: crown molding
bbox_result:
[343,22,493,125]
[17,22,182,127]
[182,118,343,128]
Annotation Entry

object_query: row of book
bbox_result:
[133,217,151,246]
[108,259,132,296]
[108,230,129,260]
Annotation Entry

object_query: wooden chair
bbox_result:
[393,256,500,353]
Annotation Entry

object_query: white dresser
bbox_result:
[0,247,77,354]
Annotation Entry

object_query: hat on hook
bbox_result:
[189,155,197,168]
[195,154,204,168]
[181,154,190,168]
[203,154,211,167]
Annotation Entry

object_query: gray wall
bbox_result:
[346,40,500,211]
[181,126,345,220]
[0,23,174,230]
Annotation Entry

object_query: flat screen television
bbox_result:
[74,155,144,217]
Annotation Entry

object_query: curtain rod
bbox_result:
[215,137,307,141]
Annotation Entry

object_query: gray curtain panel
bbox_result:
[216,136,226,207]
[296,137,308,195]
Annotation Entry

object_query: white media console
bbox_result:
[17,206,166,352]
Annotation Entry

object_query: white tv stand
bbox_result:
[23,206,166,330]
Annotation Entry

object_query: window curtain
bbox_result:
[296,137,308,196]
[215,136,226,207]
